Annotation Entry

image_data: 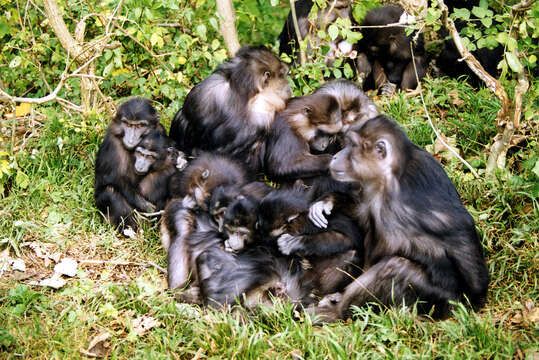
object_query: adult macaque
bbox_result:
[312,115,490,320]
[170,46,292,173]
[94,97,165,230]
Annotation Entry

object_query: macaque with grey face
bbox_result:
[94,97,166,230]
[134,130,187,212]
[170,45,292,173]
[311,115,490,321]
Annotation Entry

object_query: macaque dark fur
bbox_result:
[314,115,490,321]
[168,153,249,207]
[356,5,427,91]
[265,93,342,182]
[163,153,250,290]
[94,97,165,230]
[258,188,364,259]
[278,0,355,68]
[170,45,291,173]
[135,130,185,211]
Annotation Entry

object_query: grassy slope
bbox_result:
[0,77,537,359]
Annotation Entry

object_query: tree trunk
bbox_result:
[42,0,100,113]
[216,0,241,57]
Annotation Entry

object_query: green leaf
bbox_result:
[15,170,29,189]
[328,24,339,41]
[496,32,509,44]
[0,20,9,38]
[506,37,518,52]
[9,56,21,68]
[532,159,539,177]
[477,38,487,49]
[333,68,342,78]
[270,0,278,5]
[343,63,353,79]
[426,8,441,25]
[150,32,164,48]
[196,24,207,41]
[505,52,523,73]
[209,17,219,31]
[472,6,488,18]
[480,17,492,28]
[103,62,114,77]
[528,54,537,64]
[214,49,227,63]
[453,8,470,20]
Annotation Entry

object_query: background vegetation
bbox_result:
[0,0,537,358]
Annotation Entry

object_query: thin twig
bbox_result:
[79,259,167,274]
[410,44,480,178]
[112,22,173,73]
[290,0,306,65]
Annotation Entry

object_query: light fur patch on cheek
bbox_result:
[248,89,285,128]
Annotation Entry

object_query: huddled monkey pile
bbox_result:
[94,2,491,322]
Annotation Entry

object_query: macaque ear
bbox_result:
[201,169,210,179]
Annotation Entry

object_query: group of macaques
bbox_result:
[94,0,492,322]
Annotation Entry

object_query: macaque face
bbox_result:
[330,117,400,186]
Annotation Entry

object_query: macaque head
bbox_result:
[231,46,292,104]
[133,130,168,175]
[285,93,343,142]
[179,154,248,210]
[330,115,407,187]
[209,184,242,229]
[113,97,159,150]
[257,189,308,239]
[222,196,259,251]
[315,80,380,130]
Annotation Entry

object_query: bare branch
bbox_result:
[0,54,98,109]
[216,0,241,57]
[511,0,535,11]
[112,22,173,74]
[410,45,479,178]
[79,259,167,274]
[42,0,89,63]
[437,0,511,121]
[486,53,529,172]
[290,0,306,65]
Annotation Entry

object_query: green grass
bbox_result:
[0,78,537,359]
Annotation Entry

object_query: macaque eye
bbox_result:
[201,169,210,179]
[303,107,312,116]
[374,140,387,158]
[264,71,271,79]
[287,213,299,223]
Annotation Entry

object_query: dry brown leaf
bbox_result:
[433,134,460,162]
[80,331,111,358]
[0,247,9,261]
[132,315,160,337]
[290,349,303,360]
[448,89,464,107]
